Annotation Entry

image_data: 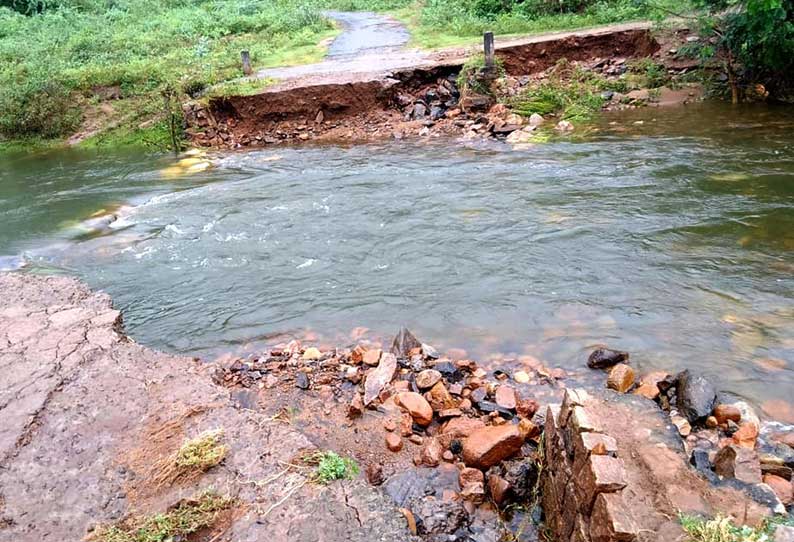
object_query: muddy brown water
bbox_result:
[1,102,793,415]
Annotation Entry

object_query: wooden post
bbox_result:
[241,50,252,76]
[483,31,495,71]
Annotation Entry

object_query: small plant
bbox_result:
[92,491,233,542]
[679,514,793,542]
[174,429,228,471]
[627,58,670,89]
[304,451,359,484]
[459,53,505,96]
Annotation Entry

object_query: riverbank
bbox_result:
[2,272,792,542]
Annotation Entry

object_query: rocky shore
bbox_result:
[1,273,792,542]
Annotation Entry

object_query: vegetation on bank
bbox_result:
[680,514,794,542]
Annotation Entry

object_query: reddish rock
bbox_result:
[516,399,540,419]
[350,344,366,364]
[421,437,443,466]
[399,412,414,437]
[348,393,364,418]
[459,467,484,487]
[363,352,397,406]
[395,392,434,426]
[732,422,759,449]
[714,404,742,425]
[462,424,526,468]
[706,416,718,429]
[763,474,793,505]
[771,432,794,449]
[590,492,637,542]
[762,399,794,424]
[409,434,424,445]
[365,463,384,486]
[426,381,456,411]
[714,444,762,484]
[575,455,628,511]
[459,398,472,411]
[495,385,517,410]
[460,481,485,502]
[383,418,397,432]
[438,408,463,418]
[488,474,511,505]
[607,363,635,393]
[439,416,486,448]
[633,371,668,400]
[385,433,403,452]
[415,369,442,390]
[443,450,454,462]
[363,348,382,366]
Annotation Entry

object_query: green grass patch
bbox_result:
[680,514,794,542]
[304,450,360,484]
[93,491,233,542]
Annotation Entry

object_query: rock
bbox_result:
[384,418,397,432]
[426,381,456,411]
[421,437,444,466]
[416,369,442,390]
[413,102,427,118]
[438,408,462,419]
[366,463,384,485]
[714,444,762,484]
[345,366,361,383]
[348,393,364,418]
[771,432,794,449]
[488,474,511,505]
[302,347,321,360]
[528,113,544,126]
[706,416,718,428]
[590,492,637,542]
[386,433,403,452]
[671,415,691,437]
[412,495,468,536]
[606,363,635,393]
[363,348,382,366]
[774,525,794,542]
[422,343,439,359]
[459,467,484,488]
[626,89,650,102]
[429,106,445,121]
[350,344,366,364]
[439,416,487,448]
[516,399,539,419]
[460,480,485,503]
[714,404,742,425]
[391,326,422,359]
[295,372,310,390]
[400,412,414,436]
[443,450,454,461]
[495,385,517,410]
[364,352,398,406]
[733,401,761,429]
[395,392,434,426]
[763,474,793,505]
[676,370,717,424]
[409,434,424,445]
[513,370,530,384]
[461,93,494,113]
[587,348,629,369]
[633,371,668,400]
[400,507,417,535]
[732,422,759,449]
[462,424,526,468]
[555,120,574,132]
[505,127,535,144]
[476,401,514,419]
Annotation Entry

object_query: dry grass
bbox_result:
[153,429,228,487]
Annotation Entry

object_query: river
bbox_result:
[1,102,793,415]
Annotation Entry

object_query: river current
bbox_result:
[1,102,792,414]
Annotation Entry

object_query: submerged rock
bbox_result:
[587,348,629,369]
[675,370,717,424]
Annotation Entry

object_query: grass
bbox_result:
[93,491,233,542]
[680,514,794,542]
[153,429,228,487]
[304,450,360,484]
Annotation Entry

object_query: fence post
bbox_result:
[241,50,252,76]
[483,31,495,71]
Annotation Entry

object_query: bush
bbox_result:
[0,77,81,138]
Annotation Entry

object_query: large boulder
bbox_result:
[676,370,717,424]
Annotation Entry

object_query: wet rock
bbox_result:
[501,458,539,501]
[676,370,717,424]
[433,360,461,382]
[762,474,793,505]
[416,369,442,390]
[587,348,629,369]
[395,392,434,426]
[495,385,517,410]
[363,348,382,366]
[422,343,439,359]
[439,416,487,448]
[714,444,762,484]
[633,371,668,400]
[714,404,742,425]
[391,326,422,359]
[413,497,468,536]
[364,352,397,406]
[462,424,526,468]
[607,363,635,393]
[386,433,403,452]
[487,474,511,505]
[476,401,515,419]
[350,344,367,364]
[295,372,310,390]
[348,393,364,418]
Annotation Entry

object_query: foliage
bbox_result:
[507,60,622,120]
[459,53,505,95]
[627,58,669,88]
[174,429,228,471]
[680,514,794,542]
[305,451,360,484]
[93,492,233,542]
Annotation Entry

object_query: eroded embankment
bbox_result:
[1,273,791,542]
[183,28,664,148]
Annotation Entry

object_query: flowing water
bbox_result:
[2,102,793,414]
